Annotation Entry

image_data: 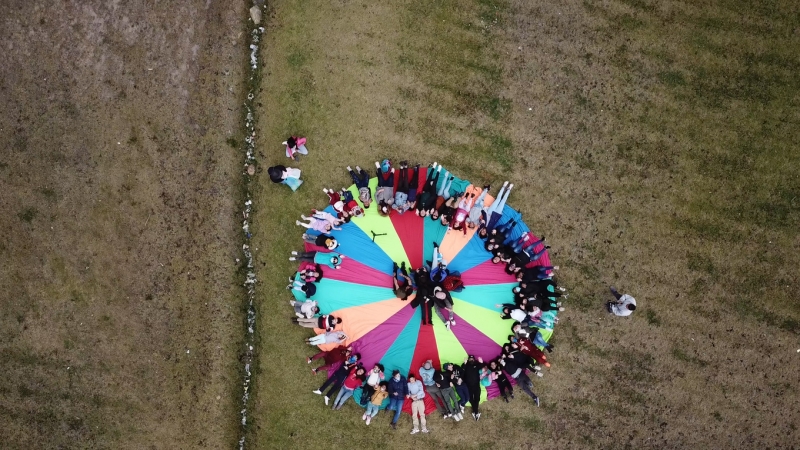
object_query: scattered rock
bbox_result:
[249,6,262,25]
[247,165,256,176]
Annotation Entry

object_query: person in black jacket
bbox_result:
[445,362,470,414]
[488,359,514,402]
[462,355,485,420]
[434,367,463,420]
[313,355,362,406]
[500,350,540,407]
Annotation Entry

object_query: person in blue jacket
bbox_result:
[386,370,408,430]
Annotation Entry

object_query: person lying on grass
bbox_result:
[347,165,372,209]
[306,331,348,347]
[313,355,361,405]
[362,382,388,425]
[289,299,318,319]
[415,163,439,217]
[386,370,407,430]
[392,162,419,214]
[332,366,366,410]
[488,359,514,402]
[296,211,342,233]
[302,232,339,250]
[293,314,342,332]
[307,344,352,375]
[289,251,345,269]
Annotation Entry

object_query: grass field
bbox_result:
[250,0,799,449]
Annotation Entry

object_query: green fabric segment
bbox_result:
[538,327,553,343]
[451,301,510,346]
[312,278,396,314]
[349,181,410,266]
[452,283,518,312]
[432,315,468,368]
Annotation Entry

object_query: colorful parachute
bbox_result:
[293,166,557,412]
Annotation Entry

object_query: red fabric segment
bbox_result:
[406,323,440,414]
[400,390,439,416]
[460,259,518,285]
[389,213,424,268]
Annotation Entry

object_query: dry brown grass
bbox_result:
[251,0,799,449]
[0,1,248,448]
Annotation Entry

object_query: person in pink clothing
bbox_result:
[296,211,342,233]
[449,192,477,234]
[283,136,309,160]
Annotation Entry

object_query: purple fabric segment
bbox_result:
[449,311,503,362]
[350,304,418,374]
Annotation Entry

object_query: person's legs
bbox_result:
[516,372,538,401]
[409,166,419,189]
[610,286,622,300]
[441,387,459,415]
[456,384,469,408]
[296,143,308,155]
[357,169,370,188]
[297,318,318,328]
[398,167,409,192]
[425,385,446,414]
[474,188,489,209]
[437,171,451,196]
[468,383,481,414]
[441,176,455,200]
[308,334,325,345]
[390,397,403,425]
[533,333,549,348]
[530,246,549,262]
[299,251,316,262]
[334,387,354,409]
[417,401,427,430]
[411,401,421,431]
[309,351,327,362]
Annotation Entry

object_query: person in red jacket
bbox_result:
[510,335,550,367]
[307,345,352,375]
[332,366,367,410]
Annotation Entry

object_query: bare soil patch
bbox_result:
[1,1,248,448]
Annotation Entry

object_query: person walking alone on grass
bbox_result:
[606,286,636,317]
[407,374,428,434]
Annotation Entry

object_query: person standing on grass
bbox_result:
[462,355,485,420]
[386,370,408,430]
[407,374,429,434]
[362,382,388,425]
[607,286,637,316]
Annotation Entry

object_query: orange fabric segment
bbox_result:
[438,185,495,263]
[314,297,408,351]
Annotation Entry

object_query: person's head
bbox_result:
[408,374,416,383]
[423,360,432,370]
[404,285,414,297]
[346,345,353,353]
[510,342,519,349]
[507,334,517,343]
[333,201,344,212]
[379,381,388,391]
[511,322,521,333]
[502,343,512,353]
[286,136,297,149]
[440,215,449,226]
[492,256,500,264]
[313,306,320,314]
[502,306,511,315]
[352,206,364,217]
[356,367,366,376]
[324,223,332,231]
[489,360,498,369]
[419,209,428,217]
[381,159,391,173]
[435,291,446,300]
[467,355,476,363]
[512,286,521,294]
[445,362,454,371]
[393,369,401,380]
[627,304,636,311]
[478,227,487,238]
[331,256,340,266]
[341,210,350,219]
[378,201,390,217]
[336,317,343,324]
[431,210,439,220]
[468,222,476,229]
[352,353,362,362]
[324,238,338,249]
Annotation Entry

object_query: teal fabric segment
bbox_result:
[451,282,518,311]
[423,218,448,266]
[313,279,396,314]
[380,307,422,377]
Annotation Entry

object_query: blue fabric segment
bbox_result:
[311,206,396,275]
[448,232,491,273]
[313,279,395,314]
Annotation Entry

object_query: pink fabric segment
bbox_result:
[461,259,518,285]
[525,233,552,269]
[449,311,504,362]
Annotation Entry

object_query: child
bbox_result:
[289,251,345,269]
[347,166,372,208]
[282,136,308,160]
[307,331,348,346]
[363,382,389,425]
[267,165,303,191]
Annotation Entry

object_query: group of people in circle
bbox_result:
[286,158,567,433]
